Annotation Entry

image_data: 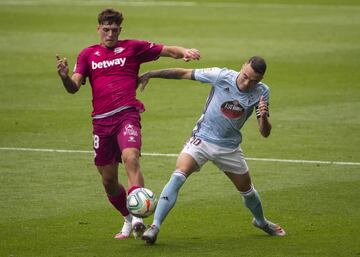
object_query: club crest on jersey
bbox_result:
[124,124,138,137]
[114,47,125,54]
[221,100,245,119]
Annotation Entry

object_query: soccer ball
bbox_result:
[127,188,158,218]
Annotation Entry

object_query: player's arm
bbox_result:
[138,68,193,92]
[160,46,200,62]
[56,54,84,94]
[256,95,272,137]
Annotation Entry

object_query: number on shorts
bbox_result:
[93,134,100,149]
[190,137,201,146]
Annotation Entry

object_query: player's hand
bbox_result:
[137,72,150,92]
[56,54,69,79]
[183,48,200,62]
[258,95,269,118]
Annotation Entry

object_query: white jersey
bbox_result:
[191,67,270,148]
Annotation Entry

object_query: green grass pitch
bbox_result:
[0,0,360,256]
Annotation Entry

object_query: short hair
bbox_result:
[247,56,267,76]
[98,8,124,25]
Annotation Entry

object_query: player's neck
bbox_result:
[99,40,120,49]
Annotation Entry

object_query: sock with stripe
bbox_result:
[240,186,267,227]
[152,170,187,229]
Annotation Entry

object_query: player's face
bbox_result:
[236,63,263,92]
[97,23,121,48]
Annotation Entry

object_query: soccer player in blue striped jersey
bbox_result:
[138,56,285,244]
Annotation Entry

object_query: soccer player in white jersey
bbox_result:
[137,56,285,244]
[56,8,200,240]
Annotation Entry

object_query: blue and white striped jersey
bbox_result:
[191,67,270,148]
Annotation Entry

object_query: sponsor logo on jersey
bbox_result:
[128,136,136,142]
[91,57,126,69]
[94,51,101,56]
[221,100,245,118]
[114,47,125,54]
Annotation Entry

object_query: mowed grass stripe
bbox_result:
[0,0,359,10]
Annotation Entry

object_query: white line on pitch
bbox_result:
[0,147,359,166]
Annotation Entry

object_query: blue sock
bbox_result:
[240,186,267,226]
[152,170,187,229]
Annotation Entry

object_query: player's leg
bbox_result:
[153,153,198,228]
[117,113,144,192]
[214,146,285,236]
[97,164,133,239]
[117,113,146,237]
[121,148,144,189]
[143,137,208,244]
[93,119,135,239]
[224,171,285,236]
[120,148,146,238]
[224,171,267,226]
[142,152,199,244]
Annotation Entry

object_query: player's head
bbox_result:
[237,56,266,92]
[97,8,124,48]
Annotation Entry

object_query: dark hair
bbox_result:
[98,8,124,25]
[247,56,267,76]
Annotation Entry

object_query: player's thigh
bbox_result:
[93,129,119,166]
[175,152,200,176]
[179,137,210,175]
[212,147,249,175]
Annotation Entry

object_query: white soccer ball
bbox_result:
[127,188,158,218]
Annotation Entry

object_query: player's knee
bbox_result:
[239,185,256,198]
[122,152,140,167]
[101,178,119,195]
[102,174,117,186]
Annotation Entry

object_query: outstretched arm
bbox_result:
[257,95,272,137]
[138,68,193,92]
[56,54,84,94]
[160,46,200,62]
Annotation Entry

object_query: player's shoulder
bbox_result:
[119,39,150,46]
[257,82,270,91]
[255,82,270,96]
[216,67,238,81]
[79,44,100,55]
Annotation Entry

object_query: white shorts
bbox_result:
[181,137,249,175]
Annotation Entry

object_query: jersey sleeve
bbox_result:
[134,40,163,63]
[193,67,222,84]
[73,48,90,77]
